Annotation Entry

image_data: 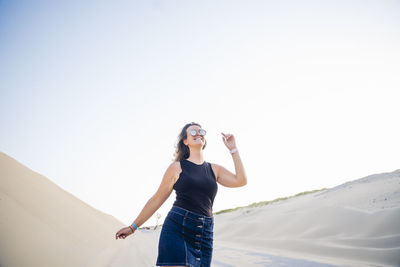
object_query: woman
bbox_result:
[115,122,247,267]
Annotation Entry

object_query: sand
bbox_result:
[1,152,399,266]
[0,152,127,267]
[213,170,400,267]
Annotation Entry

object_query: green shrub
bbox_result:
[214,188,327,215]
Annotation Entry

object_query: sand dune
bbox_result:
[1,152,399,266]
[214,170,400,266]
[0,152,128,267]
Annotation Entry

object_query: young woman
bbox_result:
[115,122,247,267]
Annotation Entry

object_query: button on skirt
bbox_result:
[156,206,214,267]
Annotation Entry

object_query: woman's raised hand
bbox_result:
[115,226,135,240]
[221,132,237,150]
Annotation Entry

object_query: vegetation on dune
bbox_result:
[214,188,327,215]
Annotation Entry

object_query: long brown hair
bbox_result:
[174,122,207,162]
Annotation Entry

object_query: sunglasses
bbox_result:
[189,129,207,137]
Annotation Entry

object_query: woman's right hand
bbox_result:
[115,226,134,240]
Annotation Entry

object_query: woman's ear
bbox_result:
[183,138,188,146]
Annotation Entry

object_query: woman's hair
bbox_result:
[174,122,207,162]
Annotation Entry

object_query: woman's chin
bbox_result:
[190,143,204,149]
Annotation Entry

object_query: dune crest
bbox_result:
[213,169,400,266]
[0,152,131,267]
[1,152,399,266]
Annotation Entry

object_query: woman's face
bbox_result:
[184,125,206,148]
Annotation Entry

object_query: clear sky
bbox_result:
[1,0,399,227]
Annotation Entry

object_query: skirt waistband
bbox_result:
[171,205,214,223]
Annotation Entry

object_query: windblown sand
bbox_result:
[213,170,400,266]
[1,152,399,266]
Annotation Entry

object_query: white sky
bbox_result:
[1,0,399,226]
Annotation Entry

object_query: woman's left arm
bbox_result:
[213,133,247,188]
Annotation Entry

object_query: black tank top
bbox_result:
[173,159,218,217]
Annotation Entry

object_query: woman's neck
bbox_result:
[187,148,204,164]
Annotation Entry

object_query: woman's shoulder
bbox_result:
[209,162,221,173]
[167,161,182,183]
[168,161,182,173]
[170,160,181,167]
[209,162,220,168]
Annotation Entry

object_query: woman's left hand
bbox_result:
[221,133,237,150]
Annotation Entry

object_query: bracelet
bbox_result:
[128,225,135,233]
[230,148,238,154]
[131,222,139,230]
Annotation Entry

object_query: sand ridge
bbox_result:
[1,152,399,266]
[214,170,400,266]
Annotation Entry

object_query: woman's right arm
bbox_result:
[131,161,180,227]
[116,161,180,239]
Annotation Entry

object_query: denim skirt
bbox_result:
[156,206,214,267]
